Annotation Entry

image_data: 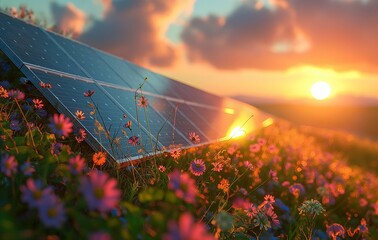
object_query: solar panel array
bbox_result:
[0,13,273,163]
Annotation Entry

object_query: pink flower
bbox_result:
[158,165,166,173]
[89,232,112,240]
[188,132,200,144]
[264,207,280,228]
[1,154,18,177]
[48,114,73,138]
[245,203,258,218]
[189,159,206,176]
[128,136,139,146]
[75,128,87,143]
[163,212,215,240]
[211,162,223,172]
[8,89,25,100]
[84,90,95,97]
[137,95,148,108]
[33,99,44,109]
[80,171,121,213]
[249,143,260,153]
[169,145,182,160]
[69,155,85,175]
[168,169,198,204]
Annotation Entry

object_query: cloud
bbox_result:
[181,0,378,72]
[50,2,87,36]
[79,0,195,67]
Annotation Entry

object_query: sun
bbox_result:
[311,81,331,100]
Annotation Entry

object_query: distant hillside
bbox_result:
[234,95,378,140]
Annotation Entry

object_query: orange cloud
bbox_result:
[181,0,378,72]
[79,0,195,67]
[50,2,87,37]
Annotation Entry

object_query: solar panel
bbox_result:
[0,12,273,163]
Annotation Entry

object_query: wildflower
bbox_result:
[1,154,18,177]
[245,203,258,218]
[89,232,112,240]
[38,194,66,228]
[0,86,8,98]
[298,199,325,217]
[75,128,87,143]
[39,81,52,88]
[163,212,215,240]
[254,210,271,231]
[128,136,139,146]
[289,183,305,198]
[188,132,200,144]
[84,90,95,97]
[243,161,254,171]
[169,145,182,160]
[217,179,230,193]
[137,95,148,108]
[21,161,35,176]
[48,114,73,138]
[80,170,121,213]
[249,143,260,153]
[33,99,44,109]
[124,120,132,130]
[268,169,278,181]
[264,207,280,228]
[168,169,198,204]
[358,218,368,234]
[75,110,85,120]
[10,119,21,131]
[69,155,85,175]
[21,179,53,208]
[158,165,166,173]
[8,89,25,100]
[189,159,206,176]
[261,195,275,210]
[51,142,63,155]
[326,223,345,240]
[212,162,223,172]
[93,152,106,166]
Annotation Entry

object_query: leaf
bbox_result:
[138,188,164,203]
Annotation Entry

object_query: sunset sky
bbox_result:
[2,0,378,101]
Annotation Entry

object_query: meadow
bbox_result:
[1,51,378,240]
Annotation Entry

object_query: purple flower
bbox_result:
[1,154,18,177]
[8,89,25,100]
[21,161,35,176]
[80,171,121,213]
[10,119,21,131]
[163,212,215,240]
[289,183,306,198]
[327,223,345,239]
[168,169,198,204]
[21,178,53,208]
[69,155,85,175]
[38,194,66,228]
[52,142,63,155]
[89,232,112,240]
[189,159,206,176]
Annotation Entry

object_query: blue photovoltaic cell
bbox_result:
[101,86,191,147]
[47,32,127,84]
[148,96,211,143]
[0,13,86,76]
[31,69,154,160]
